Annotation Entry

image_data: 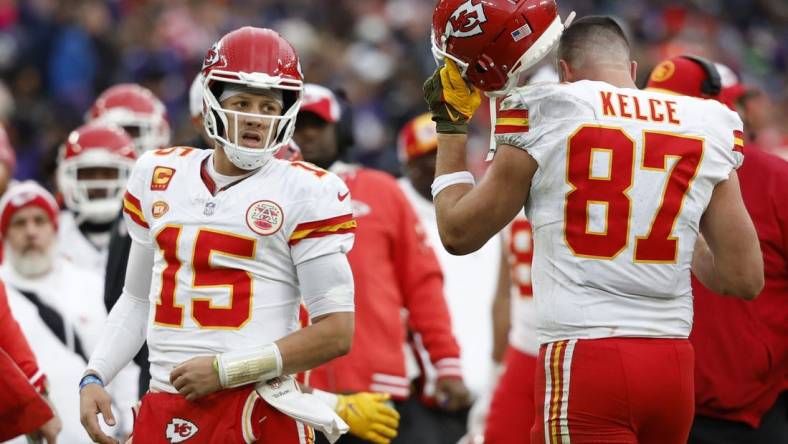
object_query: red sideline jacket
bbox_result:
[0,279,53,439]
[309,164,461,399]
[691,146,788,427]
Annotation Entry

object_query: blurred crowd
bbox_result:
[0,0,785,183]
[0,1,784,443]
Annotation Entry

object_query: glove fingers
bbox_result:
[370,423,398,439]
[373,411,400,429]
[442,65,467,96]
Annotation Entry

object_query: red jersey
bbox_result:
[691,146,788,427]
[309,163,461,399]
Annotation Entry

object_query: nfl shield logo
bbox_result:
[203,202,216,216]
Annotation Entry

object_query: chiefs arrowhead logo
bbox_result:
[447,0,487,38]
[165,418,198,443]
[202,40,227,71]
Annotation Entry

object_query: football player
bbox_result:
[79,27,357,443]
[88,83,171,156]
[424,10,763,444]
[55,124,138,271]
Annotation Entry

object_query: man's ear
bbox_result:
[558,59,572,82]
[630,60,638,83]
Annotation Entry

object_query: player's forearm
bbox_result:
[491,248,512,363]
[434,134,499,254]
[276,311,354,375]
[691,235,723,294]
[692,232,763,300]
[696,173,764,299]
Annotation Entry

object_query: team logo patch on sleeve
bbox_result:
[152,200,169,219]
[733,130,744,154]
[151,166,176,191]
[495,108,529,134]
[246,200,284,236]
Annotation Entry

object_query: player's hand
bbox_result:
[435,377,471,412]
[424,59,482,134]
[336,392,400,444]
[170,356,222,401]
[79,384,119,444]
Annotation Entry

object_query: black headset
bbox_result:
[681,55,722,96]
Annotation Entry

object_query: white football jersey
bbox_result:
[495,80,744,344]
[123,147,355,392]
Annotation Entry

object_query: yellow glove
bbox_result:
[336,392,400,444]
[424,59,482,134]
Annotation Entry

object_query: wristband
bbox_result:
[79,374,104,391]
[216,343,283,388]
[431,171,476,199]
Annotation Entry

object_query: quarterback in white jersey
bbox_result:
[424,14,762,444]
[80,27,356,444]
[120,146,355,392]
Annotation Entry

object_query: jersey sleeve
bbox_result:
[705,103,746,184]
[493,83,575,165]
[122,152,153,247]
[289,172,357,266]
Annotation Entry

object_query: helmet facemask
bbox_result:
[203,71,302,171]
[92,108,170,154]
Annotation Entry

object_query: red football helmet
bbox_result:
[202,26,304,170]
[88,83,171,154]
[57,124,137,224]
[431,0,571,93]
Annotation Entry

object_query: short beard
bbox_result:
[6,246,55,278]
